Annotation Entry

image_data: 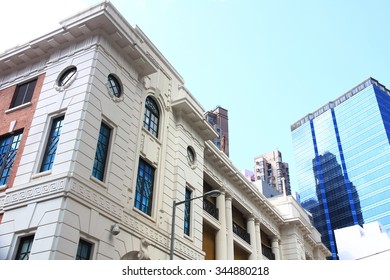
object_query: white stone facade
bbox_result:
[0,1,329,260]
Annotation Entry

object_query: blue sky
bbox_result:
[2,0,390,194]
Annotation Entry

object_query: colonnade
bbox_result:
[212,192,281,260]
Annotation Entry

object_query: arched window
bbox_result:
[143,96,159,137]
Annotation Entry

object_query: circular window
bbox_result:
[58,66,77,87]
[107,74,122,98]
[187,146,196,166]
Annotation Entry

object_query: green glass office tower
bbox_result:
[291,78,390,259]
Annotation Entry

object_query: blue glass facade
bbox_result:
[291,78,390,259]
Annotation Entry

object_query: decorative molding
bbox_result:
[1,179,66,209]
[139,133,145,156]
[105,81,125,103]
[53,65,79,92]
[70,181,122,219]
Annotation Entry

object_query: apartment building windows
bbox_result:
[10,79,37,108]
[143,96,159,137]
[76,239,92,260]
[184,188,192,236]
[14,235,34,260]
[0,131,23,186]
[92,122,111,181]
[134,158,155,216]
[40,116,64,172]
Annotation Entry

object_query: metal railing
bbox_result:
[203,199,219,220]
[232,222,251,244]
[262,246,275,260]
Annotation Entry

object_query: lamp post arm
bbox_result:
[169,190,220,260]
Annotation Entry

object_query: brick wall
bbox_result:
[0,73,45,190]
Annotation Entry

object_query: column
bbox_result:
[272,237,281,260]
[247,216,257,260]
[255,220,262,260]
[225,195,234,260]
[215,192,227,259]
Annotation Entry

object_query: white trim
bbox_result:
[5,102,32,114]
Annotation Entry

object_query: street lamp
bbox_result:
[169,189,221,260]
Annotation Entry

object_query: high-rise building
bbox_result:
[205,106,229,156]
[0,2,329,260]
[254,150,291,195]
[291,77,390,259]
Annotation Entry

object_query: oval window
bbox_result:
[58,66,77,87]
[108,74,122,98]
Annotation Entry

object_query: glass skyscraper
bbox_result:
[291,78,390,259]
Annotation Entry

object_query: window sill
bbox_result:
[5,102,32,114]
[0,184,7,191]
[141,127,161,145]
[90,175,107,188]
[184,234,194,243]
[133,207,156,223]
[31,170,52,179]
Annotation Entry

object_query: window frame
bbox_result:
[10,79,37,109]
[55,66,78,91]
[107,74,122,98]
[184,187,193,236]
[75,239,93,260]
[14,235,35,260]
[0,130,23,186]
[39,115,65,173]
[91,121,112,182]
[143,96,160,138]
[134,158,156,216]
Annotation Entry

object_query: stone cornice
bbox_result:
[0,1,157,78]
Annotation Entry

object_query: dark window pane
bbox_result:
[76,239,92,260]
[0,131,23,185]
[10,79,37,108]
[143,97,159,137]
[108,74,121,97]
[184,188,192,236]
[40,116,64,172]
[92,122,111,181]
[134,158,155,215]
[15,235,34,260]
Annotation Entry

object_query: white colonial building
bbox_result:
[0,1,329,260]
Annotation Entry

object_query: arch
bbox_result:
[120,238,151,260]
[143,96,160,137]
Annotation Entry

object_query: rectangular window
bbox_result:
[76,239,92,260]
[184,188,192,236]
[92,122,111,181]
[40,116,64,172]
[10,79,37,108]
[0,131,23,185]
[14,235,34,260]
[134,158,155,216]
